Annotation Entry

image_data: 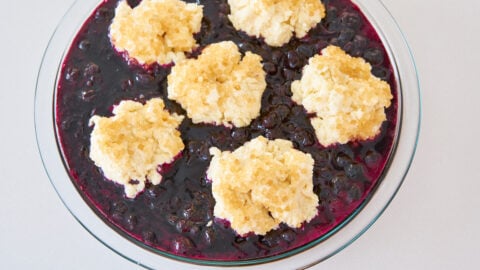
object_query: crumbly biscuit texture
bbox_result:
[89,98,184,198]
[207,136,318,235]
[109,0,203,65]
[228,0,326,47]
[291,46,393,146]
[167,41,266,127]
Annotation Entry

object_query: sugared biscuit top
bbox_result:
[109,0,203,65]
[207,136,318,235]
[167,41,266,127]
[291,46,393,146]
[89,98,184,198]
[228,0,326,47]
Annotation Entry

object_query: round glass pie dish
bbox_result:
[35,0,420,268]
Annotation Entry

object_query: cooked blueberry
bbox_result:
[197,19,213,41]
[272,85,290,96]
[334,151,353,168]
[78,39,91,51]
[205,209,214,221]
[312,150,330,166]
[162,178,174,189]
[372,66,391,81]
[363,48,384,65]
[331,173,348,194]
[264,128,282,140]
[134,94,146,103]
[125,213,138,229]
[330,37,343,47]
[338,28,356,44]
[234,236,247,244]
[80,145,90,159]
[318,186,333,200]
[262,112,280,129]
[365,150,381,168]
[112,201,128,215]
[231,128,249,141]
[275,105,291,120]
[175,219,188,232]
[343,40,355,53]
[188,141,210,161]
[251,119,265,131]
[313,184,322,195]
[271,50,284,64]
[152,65,167,79]
[95,8,113,22]
[169,196,182,210]
[85,78,94,87]
[81,89,96,101]
[340,12,362,30]
[328,18,342,32]
[328,198,345,213]
[171,236,194,254]
[217,12,228,22]
[345,163,364,178]
[59,118,73,132]
[347,182,364,202]
[189,225,200,235]
[311,41,327,54]
[281,229,296,242]
[287,51,302,69]
[120,79,133,90]
[166,214,179,226]
[199,177,209,188]
[238,42,253,52]
[203,227,216,246]
[282,68,297,81]
[210,130,230,146]
[282,122,297,134]
[146,185,164,198]
[296,44,315,58]
[314,167,334,182]
[135,73,154,85]
[260,234,280,248]
[326,6,339,22]
[263,62,277,74]
[353,35,368,50]
[290,105,305,117]
[142,230,156,244]
[219,2,230,14]
[84,63,100,76]
[293,130,315,147]
[181,203,196,219]
[65,67,80,81]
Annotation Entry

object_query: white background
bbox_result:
[1,0,479,269]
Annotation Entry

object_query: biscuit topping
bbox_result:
[89,98,184,198]
[207,136,318,235]
[228,0,326,47]
[167,41,266,127]
[291,46,393,146]
[109,0,203,65]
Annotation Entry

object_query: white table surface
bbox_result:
[1,0,479,269]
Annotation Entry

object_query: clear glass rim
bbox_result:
[34,0,421,268]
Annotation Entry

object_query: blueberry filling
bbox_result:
[55,0,398,262]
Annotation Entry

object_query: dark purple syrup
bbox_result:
[55,0,398,263]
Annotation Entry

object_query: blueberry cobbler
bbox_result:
[55,0,397,263]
